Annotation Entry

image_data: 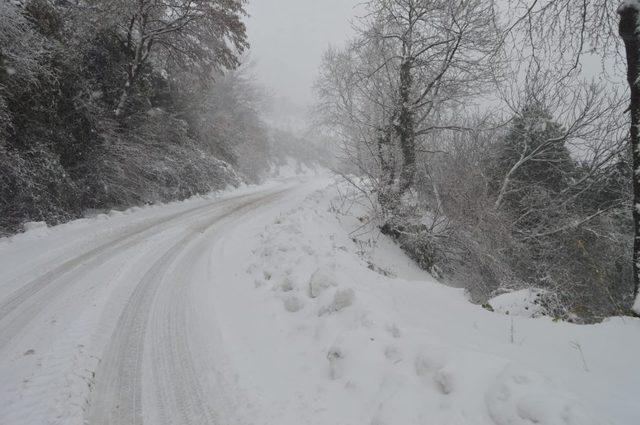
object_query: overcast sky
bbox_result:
[245,0,361,107]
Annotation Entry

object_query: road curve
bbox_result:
[87,191,286,425]
[0,184,303,425]
[0,192,259,350]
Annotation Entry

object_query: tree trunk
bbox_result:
[377,125,397,212]
[618,3,640,304]
[397,57,416,196]
[115,10,149,118]
[114,80,131,118]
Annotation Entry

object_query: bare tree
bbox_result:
[493,81,626,211]
[317,0,501,212]
[365,0,501,195]
[495,1,638,307]
[618,0,640,305]
[90,0,249,117]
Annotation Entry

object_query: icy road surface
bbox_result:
[0,178,639,425]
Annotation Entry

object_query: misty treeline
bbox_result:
[0,0,324,236]
[316,0,638,321]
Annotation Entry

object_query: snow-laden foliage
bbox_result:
[405,105,631,321]
[316,0,635,321]
[0,0,297,235]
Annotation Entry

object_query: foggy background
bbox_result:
[246,0,361,110]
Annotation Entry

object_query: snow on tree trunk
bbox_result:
[618,0,640,312]
[397,56,416,196]
[114,81,131,118]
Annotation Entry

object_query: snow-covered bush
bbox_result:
[412,106,634,321]
[0,0,282,235]
[90,112,240,207]
[339,102,634,322]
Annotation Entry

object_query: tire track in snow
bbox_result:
[87,190,287,425]
[0,192,258,350]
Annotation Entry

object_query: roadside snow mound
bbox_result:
[489,288,559,318]
[21,221,49,238]
[212,183,638,425]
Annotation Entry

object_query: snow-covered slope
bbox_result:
[0,178,638,425]
[215,183,640,425]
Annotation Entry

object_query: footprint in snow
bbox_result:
[327,346,345,380]
[386,323,402,338]
[433,366,456,395]
[415,349,456,395]
[486,363,606,425]
[284,296,304,313]
[384,346,403,364]
[278,276,296,292]
[308,267,337,298]
[318,288,355,316]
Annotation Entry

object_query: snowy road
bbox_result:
[0,181,316,425]
[1,178,639,425]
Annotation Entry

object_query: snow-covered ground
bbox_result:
[0,177,638,425]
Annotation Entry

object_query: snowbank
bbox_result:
[489,288,558,318]
[211,182,640,425]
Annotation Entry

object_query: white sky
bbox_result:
[245,0,362,107]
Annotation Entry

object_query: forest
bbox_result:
[0,0,326,236]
